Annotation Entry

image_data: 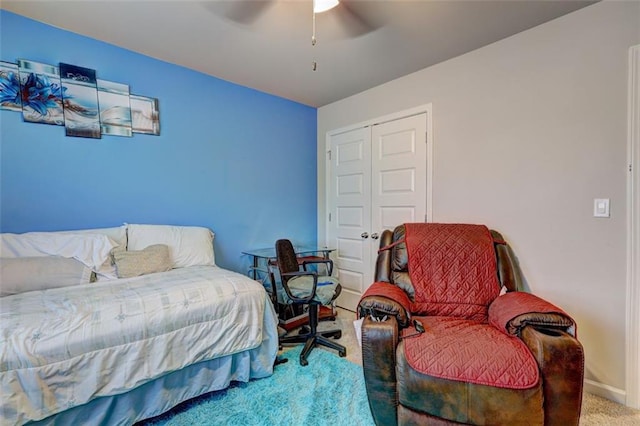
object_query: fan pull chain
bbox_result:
[312,7,317,71]
[312,8,317,46]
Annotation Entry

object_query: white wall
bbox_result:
[318,1,640,402]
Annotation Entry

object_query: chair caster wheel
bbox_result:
[274,357,288,366]
[299,326,310,335]
[339,350,347,357]
[300,358,309,366]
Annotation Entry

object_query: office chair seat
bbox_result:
[286,275,340,305]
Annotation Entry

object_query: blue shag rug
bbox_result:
[140,346,375,426]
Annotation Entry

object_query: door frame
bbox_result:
[323,103,434,246]
[626,44,640,410]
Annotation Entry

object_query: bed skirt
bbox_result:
[28,301,279,426]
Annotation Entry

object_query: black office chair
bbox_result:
[275,239,347,366]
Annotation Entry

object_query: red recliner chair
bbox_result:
[358,223,584,425]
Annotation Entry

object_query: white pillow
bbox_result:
[54,226,127,280]
[0,226,126,281]
[0,256,93,297]
[0,232,116,271]
[57,226,127,247]
[126,224,215,268]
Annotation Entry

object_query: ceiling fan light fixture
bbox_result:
[313,0,339,14]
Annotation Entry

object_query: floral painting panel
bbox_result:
[130,94,160,136]
[0,61,22,111]
[97,79,132,137]
[18,59,65,125]
[59,63,101,139]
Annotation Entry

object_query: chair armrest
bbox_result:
[281,270,317,303]
[362,315,400,426]
[358,282,412,327]
[521,327,584,426]
[488,291,576,337]
[490,292,584,425]
[300,257,333,275]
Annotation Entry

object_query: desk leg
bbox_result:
[322,249,336,318]
[268,266,280,316]
[251,256,258,280]
[248,256,280,317]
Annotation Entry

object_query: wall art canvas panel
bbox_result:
[97,79,132,137]
[18,59,64,125]
[0,61,22,111]
[59,63,101,139]
[130,94,160,135]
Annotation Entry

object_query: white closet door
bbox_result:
[371,113,427,242]
[328,127,372,312]
[328,112,428,311]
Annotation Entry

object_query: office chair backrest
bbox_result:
[275,239,299,285]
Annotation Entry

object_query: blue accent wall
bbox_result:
[0,11,318,273]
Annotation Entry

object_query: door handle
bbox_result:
[371,233,379,240]
[361,232,369,239]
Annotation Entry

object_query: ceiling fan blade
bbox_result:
[204,0,274,25]
[336,0,386,38]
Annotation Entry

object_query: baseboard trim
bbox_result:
[584,379,627,405]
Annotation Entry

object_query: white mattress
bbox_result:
[0,265,277,425]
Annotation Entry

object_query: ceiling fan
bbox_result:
[211,0,385,71]
[215,0,384,39]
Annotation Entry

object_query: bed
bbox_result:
[0,224,279,425]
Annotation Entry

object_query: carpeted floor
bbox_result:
[142,307,640,425]
[321,308,640,426]
[139,343,374,426]
[581,393,640,426]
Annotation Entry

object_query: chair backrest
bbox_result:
[387,223,502,322]
[275,239,299,285]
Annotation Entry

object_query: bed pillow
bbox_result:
[0,256,93,297]
[111,244,172,278]
[126,224,215,268]
[0,227,126,281]
[56,226,127,247]
[42,226,127,281]
[0,232,117,270]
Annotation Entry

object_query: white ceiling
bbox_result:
[1,0,596,107]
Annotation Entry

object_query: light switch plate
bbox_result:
[594,198,610,218]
